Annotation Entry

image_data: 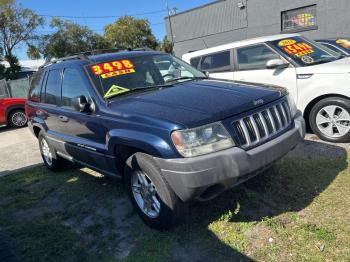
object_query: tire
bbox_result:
[124,153,187,230]
[309,97,350,143]
[38,131,71,172]
[8,109,27,128]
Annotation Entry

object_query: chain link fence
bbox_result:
[0,78,30,99]
[7,78,30,98]
[0,79,10,99]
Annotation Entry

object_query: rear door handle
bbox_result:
[58,115,69,122]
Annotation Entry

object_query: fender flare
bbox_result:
[107,129,175,158]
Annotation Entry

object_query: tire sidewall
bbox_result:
[124,153,180,230]
[8,110,27,128]
[310,97,350,143]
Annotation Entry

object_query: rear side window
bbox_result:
[44,69,61,105]
[61,68,90,109]
[199,51,231,72]
[190,57,201,69]
[28,71,44,102]
[236,44,280,70]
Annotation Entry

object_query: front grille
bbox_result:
[233,100,292,148]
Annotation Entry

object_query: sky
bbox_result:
[14,0,214,60]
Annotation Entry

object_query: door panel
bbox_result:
[54,67,112,172]
[233,44,298,103]
[209,72,234,80]
[233,68,298,103]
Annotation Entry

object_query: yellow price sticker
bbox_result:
[104,85,130,99]
[278,39,297,47]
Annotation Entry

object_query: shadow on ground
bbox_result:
[181,139,347,260]
[0,125,10,133]
[0,139,347,261]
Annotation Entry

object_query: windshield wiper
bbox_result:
[106,84,173,100]
[165,76,207,84]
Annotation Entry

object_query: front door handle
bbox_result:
[58,115,69,122]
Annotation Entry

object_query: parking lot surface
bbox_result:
[0,126,41,176]
[0,126,349,177]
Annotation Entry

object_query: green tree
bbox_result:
[0,2,44,78]
[104,16,158,50]
[160,36,173,54]
[31,18,110,60]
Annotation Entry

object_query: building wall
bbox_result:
[166,0,350,57]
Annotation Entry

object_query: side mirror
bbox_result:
[266,59,289,69]
[73,96,91,113]
[202,71,210,78]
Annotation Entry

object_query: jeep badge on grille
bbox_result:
[253,99,264,106]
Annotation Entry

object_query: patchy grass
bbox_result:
[0,153,350,261]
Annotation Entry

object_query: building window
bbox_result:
[282,5,317,33]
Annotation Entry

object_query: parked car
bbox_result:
[14,69,37,80]
[315,38,350,57]
[0,98,27,128]
[183,33,350,142]
[26,50,305,229]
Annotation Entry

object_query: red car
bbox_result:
[0,98,28,128]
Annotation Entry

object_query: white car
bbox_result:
[183,33,350,142]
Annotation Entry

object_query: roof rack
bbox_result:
[39,54,90,69]
[73,48,124,56]
[131,47,154,51]
[39,47,157,69]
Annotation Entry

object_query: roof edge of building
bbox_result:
[164,0,226,20]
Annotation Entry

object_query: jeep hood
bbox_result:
[108,79,285,128]
[297,57,350,74]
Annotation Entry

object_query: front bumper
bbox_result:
[154,114,305,202]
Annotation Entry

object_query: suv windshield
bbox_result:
[270,36,342,67]
[87,53,206,99]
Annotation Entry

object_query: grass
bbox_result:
[0,154,350,261]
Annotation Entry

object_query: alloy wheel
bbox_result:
[131,170,161,218]
[11,111,27,127]
[316,105,350,138]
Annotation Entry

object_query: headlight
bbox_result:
[287,94,297,117]
[171,122,235,157]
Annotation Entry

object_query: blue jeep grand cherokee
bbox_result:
[26,50,305,229]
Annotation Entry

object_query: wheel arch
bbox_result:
[32,125,42,138]
[107,129,176,175]
[5,105,25,122]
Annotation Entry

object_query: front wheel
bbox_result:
[309,97,350,142]
[124,153,186,230]
[8,110,27,128]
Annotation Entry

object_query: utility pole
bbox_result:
[166,0,175,52]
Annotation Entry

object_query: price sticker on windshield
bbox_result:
[278,39,314,57]
[90,59,135,79]
[336,39,350,49]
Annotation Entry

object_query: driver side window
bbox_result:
[236,44,280,71]
[61,68,90,110]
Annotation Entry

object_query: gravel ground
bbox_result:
[0,126,42,177]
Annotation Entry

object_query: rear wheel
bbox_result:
[38,131,71,171]
[8,110,27,128]
[124,153,186,230]
[309,97,350,142]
